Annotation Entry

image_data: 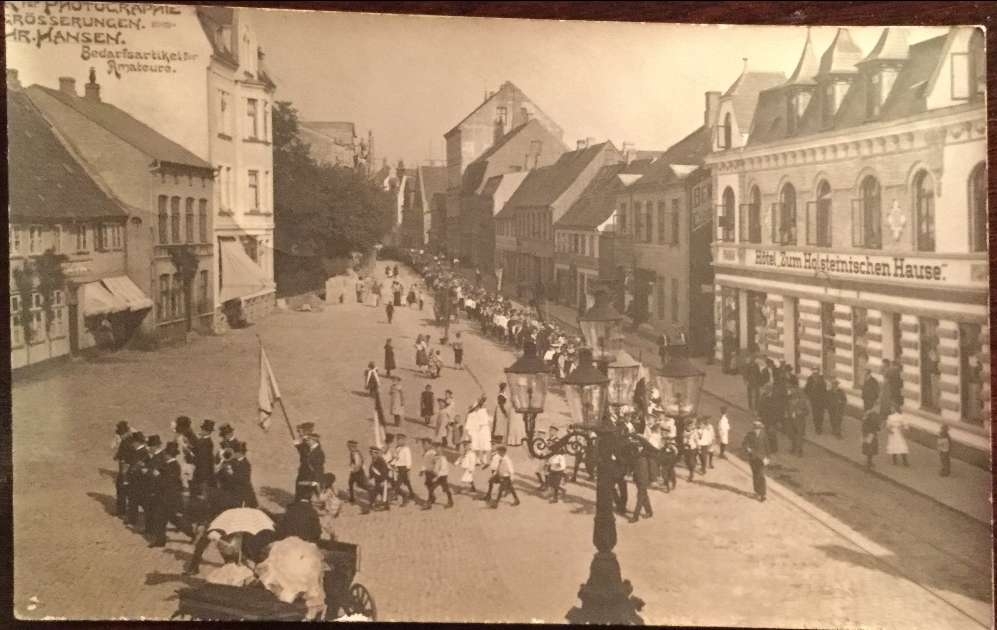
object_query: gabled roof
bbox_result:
[499,142,615,213]
[785,29,819,87]
[417,165,448,206]
[630,157,696,192]
[660,124,712,166]
[878,31,949,120]
[196,6,239,67]
[724,68,786,134]
[818,28,864,76]
[444,80,558,138]
[26,84,212,170]
[860,27,910,65]
[8,90,127,222]
[556,160,655,230]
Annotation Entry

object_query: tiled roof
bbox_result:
[785,29,819,87]
[860,27,910,65]
[745,29,953,146]
[8,90,126,222]
[444,80,559,139]
[196,6,238,67]
[500,142,615,213]
[630,155,695,192]
[556,161,655,229]
[660,125,711,166]
[461,120,533,193]
[26,84,212,170]
[724,70,787,135]
[818,28,864,76]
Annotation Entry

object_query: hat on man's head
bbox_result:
[753,420,764,428]
[132,431,146,444]
[115,421,130,436]
[175,416,192,431]
[233,440,247,454]
[298,422,316,435]
[347,440,359,446]
[369,446,381,453]
[396,433,407,439]
[219,423,234,436]
[147,434,163,448]
[201,419,215,432]
[164,441,180,457]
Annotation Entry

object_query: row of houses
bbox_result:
[8,5,277,370]
[402,26,987,460]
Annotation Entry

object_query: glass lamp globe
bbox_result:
[563,347,610,428]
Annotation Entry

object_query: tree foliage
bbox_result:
[273,101,394,260]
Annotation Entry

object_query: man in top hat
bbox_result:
[367,446,392,513]
[148,441,192,547]
[294,423,325,496]
[219,440,258,509]
[217,423,237,462]
[742,420,770,502]
[345,440,367,504]
[112,421,137,519]
[125,431,150,528]
[143,435,167,537]
[191,420,216,495]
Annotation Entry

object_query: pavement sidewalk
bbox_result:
[526,298,992,525]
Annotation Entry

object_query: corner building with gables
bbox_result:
[706,27,988,461]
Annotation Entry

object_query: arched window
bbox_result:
[854,176,882,248]
[774,183,797,245]
[969,162,987,252]
[808,180,832,247]
[970,28,985,101]
[748,186,762,243]
[722,113,732,149]
[720,187,735,242]
[913,170,935,252]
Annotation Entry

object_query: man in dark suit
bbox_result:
[191,419,215,495]
[277,486,322,543]
[148,441,190,547]
[630,445,654,523]
[744,357,761,412]
[420,384,435,425]
[741,420,770,501]
[294,423,325,492]
[805,369,827,435]
[126,432,149,528]
[113,421,136,519]
[862,369,881,412]
[227,441,258,508]
[143,435,166,537]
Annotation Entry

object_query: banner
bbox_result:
[258,346,282,431]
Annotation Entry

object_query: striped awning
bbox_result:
[81,276,152,316]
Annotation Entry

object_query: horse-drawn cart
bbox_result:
[173,540,376,621]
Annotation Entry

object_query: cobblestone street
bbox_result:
[12,266,992,627]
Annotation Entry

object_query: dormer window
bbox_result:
[496,106,508,127]
[717,112,732,149]
[866,73,881,118]
[955,28,987,102]
[822,83,835,127]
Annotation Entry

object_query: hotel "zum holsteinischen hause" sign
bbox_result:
[717,246,989,287]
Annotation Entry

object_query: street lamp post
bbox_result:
[564,347,644,625]
[655,341,706,430]
[504,341,549,456]
[578,287,624,374]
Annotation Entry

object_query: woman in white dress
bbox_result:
[465,396,492,465]
[884,404,910,467]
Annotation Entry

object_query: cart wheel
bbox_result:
[347,583,376,620]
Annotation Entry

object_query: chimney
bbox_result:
[576,139,588,150]
[59,76,77,96]
[6,69,21,91]
[84,66,100,102]
[621,142,635,164]
[586,136,597,147]
[704,91,721,127]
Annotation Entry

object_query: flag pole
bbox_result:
[258,334,296,439]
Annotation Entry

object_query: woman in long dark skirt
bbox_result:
[384,338,397,378]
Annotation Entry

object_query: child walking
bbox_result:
[456,439,478,495]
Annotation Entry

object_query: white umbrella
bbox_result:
[208,507,275,537]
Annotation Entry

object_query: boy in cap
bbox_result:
[426,441,455,509]
[294,423,325,494]
[346,440,366,504]
[491,445,520,508]
[367,446,392,512]
[546,428,567,503]
[419,438,440,509]
[391,434,415,507]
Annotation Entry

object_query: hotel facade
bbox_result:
[707,27,988,458]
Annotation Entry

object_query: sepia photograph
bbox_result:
[4,1,992,626]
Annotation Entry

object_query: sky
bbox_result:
[252,10,947,168]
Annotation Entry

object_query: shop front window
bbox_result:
[721,288,739,373]
[853,307,869,388]
[747,291,767,354]
[919,317,941,411]
[959,323,984,425]
[820,303,836,376]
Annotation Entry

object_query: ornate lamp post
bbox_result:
[504,341,549,456]
[578,288,624,373]
[564,347,644,625]
[655,341,706,426]
[606,348,642,413]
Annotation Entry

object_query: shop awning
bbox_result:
[82,280,127,317]
[81,276,153,317]
[219,239,273,303]
[102,275,153,311]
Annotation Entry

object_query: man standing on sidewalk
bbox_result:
[862,369,881,412]
[805,368,827,435]
[742,420,770,502]
[827,379,846,438]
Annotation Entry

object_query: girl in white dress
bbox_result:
[885,404,910,466]
[456,439,478,494]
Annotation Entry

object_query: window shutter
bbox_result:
[851,198,863,247]
[770,203,780,244]
[806,200,818,246]
[739,204,750,242]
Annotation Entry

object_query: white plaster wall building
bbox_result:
[707,27,988,460]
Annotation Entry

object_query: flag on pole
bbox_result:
[258,345,282,432]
